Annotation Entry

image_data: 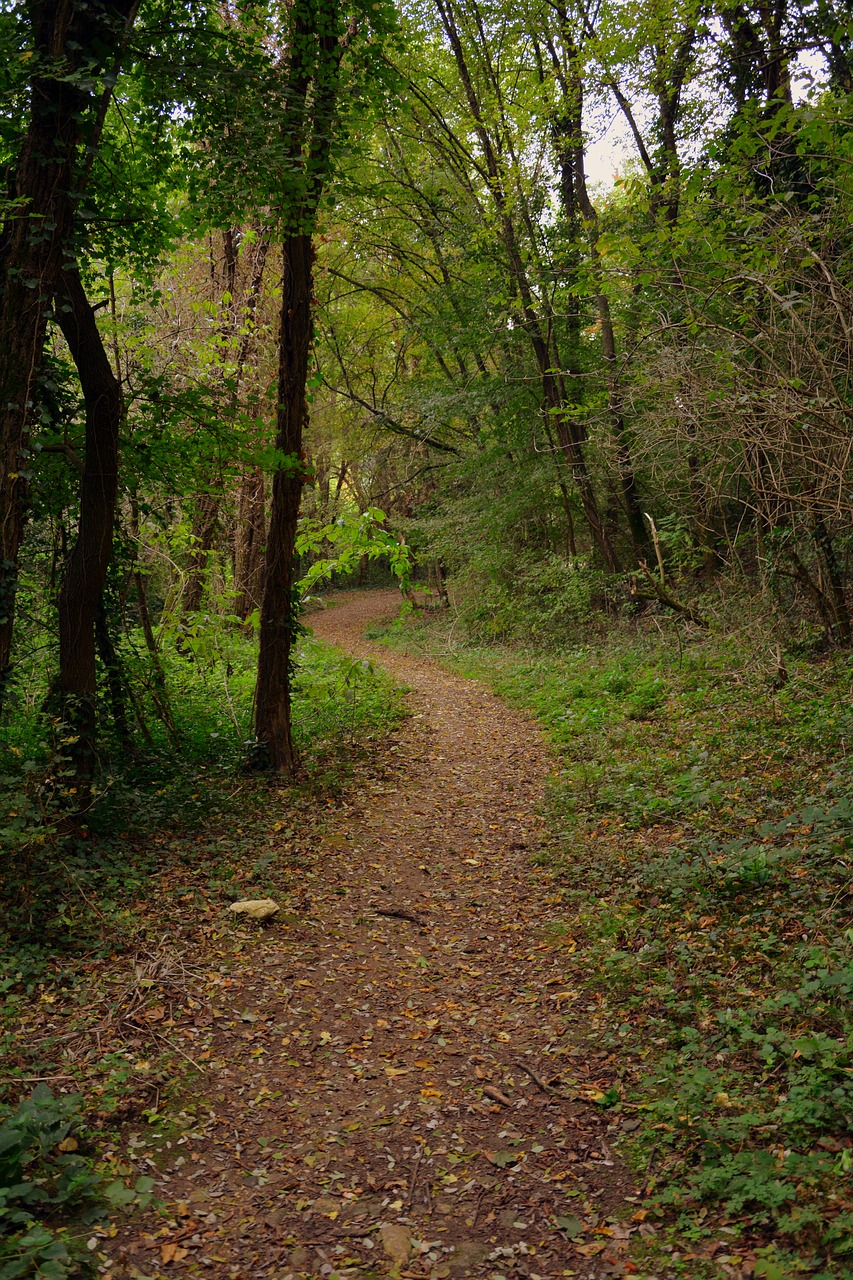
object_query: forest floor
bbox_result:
[98,588,647,1280]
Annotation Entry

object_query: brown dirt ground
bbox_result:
[103,589,644,1280]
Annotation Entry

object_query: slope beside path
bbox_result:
[107,589,641,1280]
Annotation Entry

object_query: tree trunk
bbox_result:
[183,230,270,615]
[53,264,122,792]
[234,466,266,621]
[555,66,647,560]
[0,0,137,708]
[813,518,851,645]
[181,492,219,613]
[253,235,313,772]
[435,0,618,571]
[95,595,133,750]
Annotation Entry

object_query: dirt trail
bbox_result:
[109,591,640,1280]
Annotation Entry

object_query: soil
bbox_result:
[104,590,643,1280]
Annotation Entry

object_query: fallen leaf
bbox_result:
[486,1149,519,1168]
[575,1240,608,1257]
[160,1243,189,1264]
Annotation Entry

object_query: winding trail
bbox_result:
[110,591,640,1280]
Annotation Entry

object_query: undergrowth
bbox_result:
[1,627,402,971]
[0,623,404,1277]
[371,606,853,1280]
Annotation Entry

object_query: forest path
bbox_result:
[111,591,640,1280]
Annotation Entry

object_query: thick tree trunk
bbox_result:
[234,466,266,620]
[0,8,83,702]
[53,265,122,790]
[253,235,313,772]
[0,0,137,707]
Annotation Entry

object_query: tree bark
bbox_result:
[181,492,219,613]
[95,595,133,750]
[0,0,137,707]
[253,235,313,771]
[234,466,266,620]
[53,264,122,790]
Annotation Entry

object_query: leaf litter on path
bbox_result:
[103,590,645,1280]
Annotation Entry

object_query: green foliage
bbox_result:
[0,1087,103,1280]
[0,632,404,968]
[296,507,412,596]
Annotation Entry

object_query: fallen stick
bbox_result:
[513,1061,552,1094]
[374,907,427,926]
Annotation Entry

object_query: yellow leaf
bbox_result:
[554,990,578,1006]
[160,1243,189,1264]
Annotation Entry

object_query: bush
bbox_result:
[0,1087,103,1280]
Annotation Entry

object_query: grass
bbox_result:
[369,606,853,1280]
[0,625,405,968]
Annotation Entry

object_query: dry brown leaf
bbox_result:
[160,1242,189,1264]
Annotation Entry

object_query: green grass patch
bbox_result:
[372,609,853,1279]
[0,627,405,973]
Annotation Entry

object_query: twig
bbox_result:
[644,513,666,587]
[513,1061,552,1094]
[374,907,427,926]
[408,1144,424,1204]
[158,1036,208,1074]
[0,1075,79,1084]
[635,560,708,628]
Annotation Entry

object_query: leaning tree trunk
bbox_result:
[253,235,313,772]
[53,264,122,795]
